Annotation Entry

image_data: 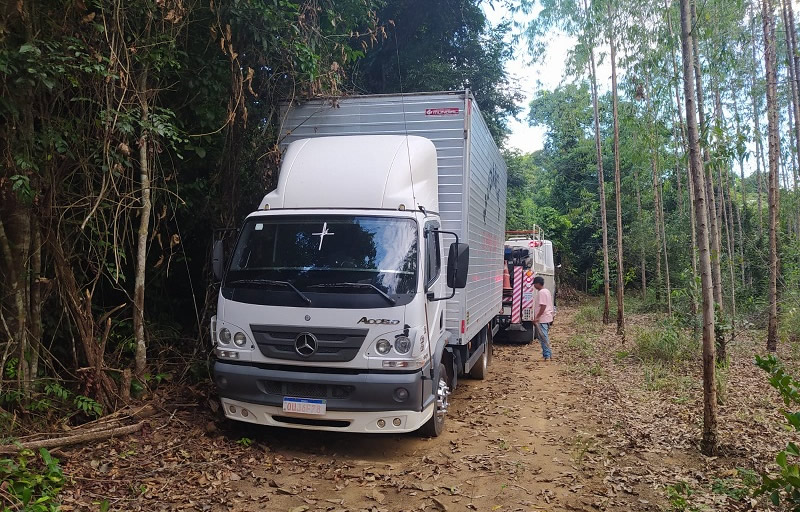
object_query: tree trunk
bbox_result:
[667,0,687,216]
[133,71,151,376]
[649,118,663,303]
[731,93,747,285]
[787,0,800,237]
[751,7,765,237]
[659,180,673,316]
[29,213,42,384]
[609,0,625,337]
[763,0,781,352]
[585,0,611,325]
[690,5,724,311]
[634,167,647,299]
[783,0,800,235]
[680,0,718,456]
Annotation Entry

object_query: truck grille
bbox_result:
[250,325,368,362]
[261,380,355,400]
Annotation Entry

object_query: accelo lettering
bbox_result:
[357,317,401,325]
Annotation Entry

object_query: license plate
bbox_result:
[282,397,326,415]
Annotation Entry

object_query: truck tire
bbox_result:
[520,321,535,345]
[469,345,488,380]
[419,363,449,437]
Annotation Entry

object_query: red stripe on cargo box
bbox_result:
[512,266,522,324]
[425,107,460,116]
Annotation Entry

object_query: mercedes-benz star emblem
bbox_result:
[294,333,318,357]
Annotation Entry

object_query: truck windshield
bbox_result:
[223,215,418,308]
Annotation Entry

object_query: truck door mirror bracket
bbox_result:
[427,230,469,302]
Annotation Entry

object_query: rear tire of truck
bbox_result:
[469,345,488,380]
[419,363,449,437]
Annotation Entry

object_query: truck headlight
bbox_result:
[219,328,232,345]
[394,336,412,354]
[375,339,391,355]
[233,332,247,347]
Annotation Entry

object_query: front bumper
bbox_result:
[220,397,434,433]
[214,361,434,431]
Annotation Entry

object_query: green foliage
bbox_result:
[0,448,65,511]
[711,472,755,502]
[73,395,103,418]
[634,320,696,364]
[754,354,800,508]
[666,481,699,512]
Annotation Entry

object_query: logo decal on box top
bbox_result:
[425,107,460,116]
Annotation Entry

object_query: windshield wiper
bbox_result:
[227,279,312,305]
[308,282,396,305]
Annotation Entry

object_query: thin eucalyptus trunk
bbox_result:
[649,119,663,302]
[659,180,673,316]
[788,0,800,238]
[783,0,800,238]
[666,0,687,216]
[680,0,717,456]
[751,8,765,237]
[691,0,724,310]
[29,214,42,383]
[585,0,611,325]
[713,84,737,339]
[732,95,747,285]
[609,0,625,338]
[133,70,151,376]
[763,0,780,352]
[634,167,647,299]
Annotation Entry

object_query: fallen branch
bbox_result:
[0,421,145,454]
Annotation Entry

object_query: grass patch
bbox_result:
[574,305,604,332]
[613,350,631,363]
[567,334,595,357]
[643,361,694,394]
[634,319,697,364]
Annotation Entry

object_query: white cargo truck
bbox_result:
[210,91,506,436]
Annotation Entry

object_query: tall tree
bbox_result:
[608,0,625,336]
[585,0,612,324]
[680,0,718,456]
[763,0,781,352]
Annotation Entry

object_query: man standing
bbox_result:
[532,276,554,361]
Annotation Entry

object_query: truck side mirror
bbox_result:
[212,239,225,281]
[447,243,469,289]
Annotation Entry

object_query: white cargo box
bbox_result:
[279,91,506,345]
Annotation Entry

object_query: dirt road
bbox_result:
[59,307,640,511]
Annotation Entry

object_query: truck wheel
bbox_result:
[519,321,535,345]
[469,345,488,380]
[419,363,450,437]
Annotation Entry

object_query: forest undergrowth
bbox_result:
[560,294,800,511]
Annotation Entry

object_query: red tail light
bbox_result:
[461,320,465,334]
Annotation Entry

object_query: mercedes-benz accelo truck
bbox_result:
[211,91,506,436]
